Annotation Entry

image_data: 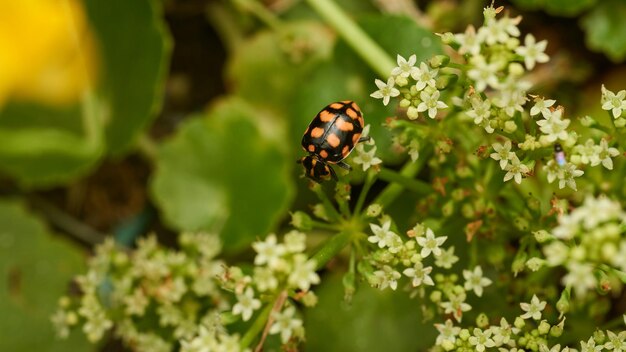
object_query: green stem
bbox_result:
[305,0,395,78]
[370,161,424,211]
[377,167,432,195]
[311,231,352,270]
[311,219,341,231]
[240,303,273,348]
[354,172,376,216]
[312,184,342,221]
[231,0,282,30]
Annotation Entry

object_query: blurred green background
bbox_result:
[1,0,625,350]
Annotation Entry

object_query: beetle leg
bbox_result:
[336,161,352,171]
[328,165,338,181]
[358,136,371,143]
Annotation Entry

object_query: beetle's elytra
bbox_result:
[298,101,370,182]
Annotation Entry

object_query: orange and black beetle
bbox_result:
[298,101,369,182]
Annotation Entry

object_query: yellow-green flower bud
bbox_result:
[290,211,313,230]
[366,203,383,218]
[476,313,489,328]
[514,316,526,329]
[538,320,551,335]
[430,55,450,68]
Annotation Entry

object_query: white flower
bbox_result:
[368,220,397,249]
[391,54,418,79]
[490,140,515,169]
[543,241,570,266]
[435,246,459,269]
[467,96,492,125]
[515,34,549,70]
[601,85,626,118]
[558,162,584,191]
[254,266,278,292]
[284,230,307,253]
[597,139,620,170]
[492,318,519,346]
[536,108,570,142]
[562,261,596,297]
[232,287,261,321]
[455,25,482,56]
[469,328,496,352]
[287,254,320,291]
[252,234,286,270]
[417,89,448,119]
[372,265,402,290]
[353,144,382,171]
[370,78,400,106]
[580,336,604,352]
[440,292,472,322]
[416,228,447,258]
[403,262,434,287]
[434,319,461,345]
[411,62,438,91]
[530,97,556,117]
[605,330,626,351]
[468,55,500,92]
[463,266,493,297]
[520,294,546,320]
[269,306,303,343]
[540,344,569,352]
[503,155,530,184]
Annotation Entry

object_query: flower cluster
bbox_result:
[351,125,383,171]
[370,6,622,192]
[371,54,449,120]
[221,231,319,344]
[361,219,492,322]
[536,195,626,298]
[432,294,626,352]
[51,233,242,352]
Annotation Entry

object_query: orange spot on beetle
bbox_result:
[358,116,364,128]
[319,150,329,159]
[308,144,316,152]
[342,145,350,157]
[350,101,361,113]
[327,133,341,148]
[335,119,354,132]
[310,127,324,138]
[345,108,359,119]
[319,110,335,122]
[352,133,361,145]
[329,102,343,109]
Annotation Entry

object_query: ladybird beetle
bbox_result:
[298,100,370,182]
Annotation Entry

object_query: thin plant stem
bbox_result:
[240,303,273,349]
[354,172,376,216]
[311,184,342,221]
[311,231,352,271]
[305,0,395,78]
[377,167,432,195]
[254,290,288,352]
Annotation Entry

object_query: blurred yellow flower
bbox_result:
[0,0,99,108]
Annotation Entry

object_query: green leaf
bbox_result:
[84,0,171,154]
[305,273,437,351]
[227,21,334,111]
[0,0,170,187]
[151,97,294,250]
[580,0,626,62]
[0,200,90,351]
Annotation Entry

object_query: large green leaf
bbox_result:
[305,273,437,351]
[0,0,170,187]
[580,0,626,62]
[0,200,90,351]
[151,97,294,251]
[84,0,171,154]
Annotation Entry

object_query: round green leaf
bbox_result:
[151,97,294,250]
[581,0,626,62]
[0,200,90,351]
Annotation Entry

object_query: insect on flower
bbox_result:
[298,101,370,182]
[553,143,566,167]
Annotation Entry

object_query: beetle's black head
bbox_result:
[297,155,337,182]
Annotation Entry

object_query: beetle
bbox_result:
[298,100,370,182]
